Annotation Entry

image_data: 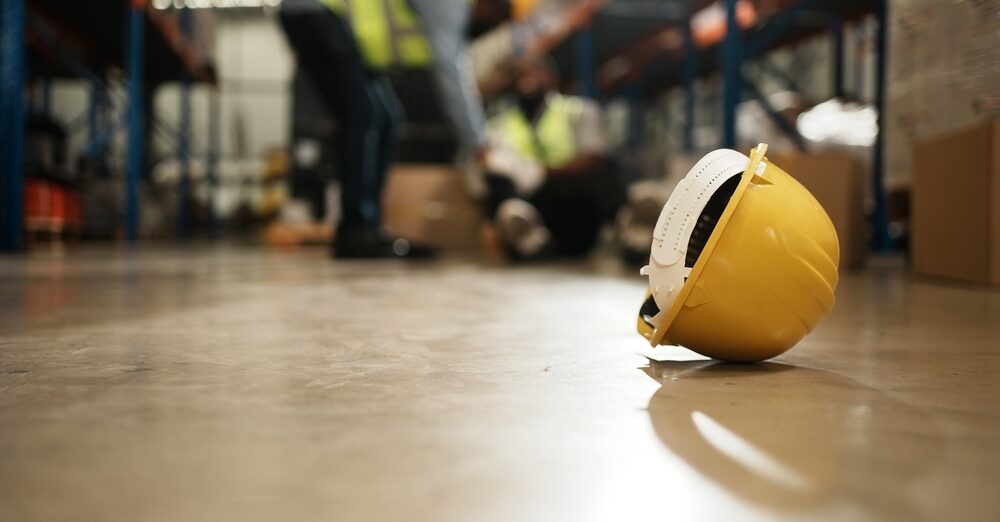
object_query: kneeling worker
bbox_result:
[483,58,624,259]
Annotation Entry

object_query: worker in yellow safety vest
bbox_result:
[482,58,625,260]
[330,0,502,170]
[319,0,433,70]
[279,0,435,258]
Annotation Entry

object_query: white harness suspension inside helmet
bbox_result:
[640,149,751,326]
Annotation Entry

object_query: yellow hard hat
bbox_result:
[637,144,840,362]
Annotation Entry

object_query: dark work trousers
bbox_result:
[280,8,403,230]
[485,165,626,257]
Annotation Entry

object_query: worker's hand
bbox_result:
[484,146,545,196]
[474,147,490,165]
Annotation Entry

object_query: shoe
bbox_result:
[333,226,436,259]
[495,198,552,260]
[375,229,436,259]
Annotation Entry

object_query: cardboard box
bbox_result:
[912,120,1000,285]
[768,151,868,270]
[382,164,483,251]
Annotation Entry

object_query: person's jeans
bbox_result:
[408,0,486,155]
[280,8,403,230]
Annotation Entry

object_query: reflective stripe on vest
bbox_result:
[320,0,432,69]
[492,95,584,169]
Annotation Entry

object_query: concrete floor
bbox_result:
[1,246,998,521]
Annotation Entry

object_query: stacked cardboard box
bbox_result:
[912,120,1000,285]
[884,0,1000,189]
[383,165,483,251]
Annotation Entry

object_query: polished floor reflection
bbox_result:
[1,247,997,521]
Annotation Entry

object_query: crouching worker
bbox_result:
[483,58,624,260]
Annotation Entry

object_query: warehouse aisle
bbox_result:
[1,247,998,521]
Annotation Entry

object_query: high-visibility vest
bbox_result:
[320,0,432,69]
[489,94,585,169]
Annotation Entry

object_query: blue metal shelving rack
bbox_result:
[126,0,145,243]
[0,0,215,250]
[1,0,27,251]
[547,0,892,251]
[176,6,192,240]
[714,0,891,250]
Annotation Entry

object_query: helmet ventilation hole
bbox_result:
[685,175,741,268]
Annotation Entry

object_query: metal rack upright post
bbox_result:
[1,0,27,251]
[126,0,145,242]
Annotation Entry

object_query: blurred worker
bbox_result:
[408,0,487,166]
[483,58,625,259]
[279,0,430,258]
[407,0,541,180]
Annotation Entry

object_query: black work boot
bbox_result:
[333,226,435,259]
